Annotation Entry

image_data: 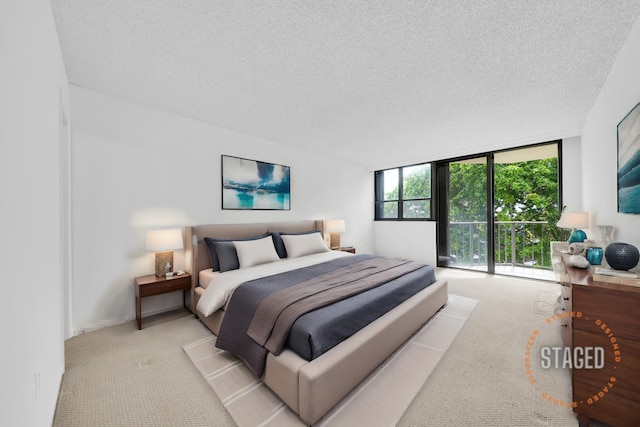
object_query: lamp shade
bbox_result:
[325,219,346,233]
[556,212,589,229]
[145,228,184,251]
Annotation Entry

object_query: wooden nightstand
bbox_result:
[135,273,191,330]
[335,247,356,254]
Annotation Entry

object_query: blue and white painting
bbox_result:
[618,101,640,214]
[222,155,290,210]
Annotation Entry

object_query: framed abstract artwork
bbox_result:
[221,155,291,210]
[617,101,640,214]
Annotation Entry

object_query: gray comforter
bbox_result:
[215,254,437,377]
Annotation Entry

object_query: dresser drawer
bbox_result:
[573,330,640,398]
[572,285,640,341]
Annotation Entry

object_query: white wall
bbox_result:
[582,14,640,254]
[373,221,437,265]
[69,86,372,333]
[561,136,584,212]
[0,1,68,426]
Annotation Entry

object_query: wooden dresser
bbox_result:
[560,254,640,427]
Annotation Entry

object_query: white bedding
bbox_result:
[196,250,352,317]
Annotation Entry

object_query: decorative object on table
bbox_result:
[146,228,184,276]
[569,254,590,269]
[617,101,640,213]
[604,242,640,271]
[568,242,587,256]
[594,266,639,278]
[221,155,290,210]
[324,219,346,249]
[586,247,604,265]
[592,266,640,286]
[595,225,614,249]
[556,211,589,243]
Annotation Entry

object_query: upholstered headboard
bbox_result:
[185,220,324,291]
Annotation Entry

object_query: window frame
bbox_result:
[374,162,434,221]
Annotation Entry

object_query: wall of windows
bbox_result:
[374,163,433,220]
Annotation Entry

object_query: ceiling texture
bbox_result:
[51,1,640,170]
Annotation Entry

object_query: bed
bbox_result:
[185,220,448,425]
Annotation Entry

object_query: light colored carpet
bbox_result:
[53,270,583,426]
[183,294,478,427]
[398,269,577,427]
[53,309,234,427]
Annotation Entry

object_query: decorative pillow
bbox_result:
[234,235,281,269]
[280,232,330,259]
[212,241,240,272]
[272,230,322,258]
[204,232,269,272]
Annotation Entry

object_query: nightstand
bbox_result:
[335,247,356,254]
[135,273,191,330]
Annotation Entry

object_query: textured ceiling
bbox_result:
[51,1,640,170]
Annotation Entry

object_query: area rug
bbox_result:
[184,294,478,427]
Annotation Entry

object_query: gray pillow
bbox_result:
[213,241,240,272]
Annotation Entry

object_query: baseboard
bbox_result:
[72,303,185,336]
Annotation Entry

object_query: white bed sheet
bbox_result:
[196,250,351,317]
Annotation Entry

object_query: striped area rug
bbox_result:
[184,294,478,426]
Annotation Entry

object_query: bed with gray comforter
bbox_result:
[185,220,448,425]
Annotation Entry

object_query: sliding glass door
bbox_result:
[492,144,562,278]
[436,156,491,272]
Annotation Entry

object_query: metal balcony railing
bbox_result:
[448,220,555,270]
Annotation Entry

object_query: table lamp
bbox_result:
[146,228,184,276]
[325,219,346,249]
[556,212,589,243]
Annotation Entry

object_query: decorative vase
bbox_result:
[586,247,604,265]
[604,242,640,270]
[595,225,614,248]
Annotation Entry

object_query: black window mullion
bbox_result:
[398,168,404,219]
[374,171,384,219]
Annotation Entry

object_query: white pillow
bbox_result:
[281,233,330,258]
[233,236,280,268]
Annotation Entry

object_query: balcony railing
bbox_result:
[448,220,559,271]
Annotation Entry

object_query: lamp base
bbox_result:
[329,233,341,250]
[568,229,587,244]
[155,251,174,277]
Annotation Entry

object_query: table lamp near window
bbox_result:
[325,219,346,249]
[557,211,589,243]
[146,228,184,276]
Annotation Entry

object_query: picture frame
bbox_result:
[617,101,640,214]
[221,155,291,210]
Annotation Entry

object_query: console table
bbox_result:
[560,254,640,427]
